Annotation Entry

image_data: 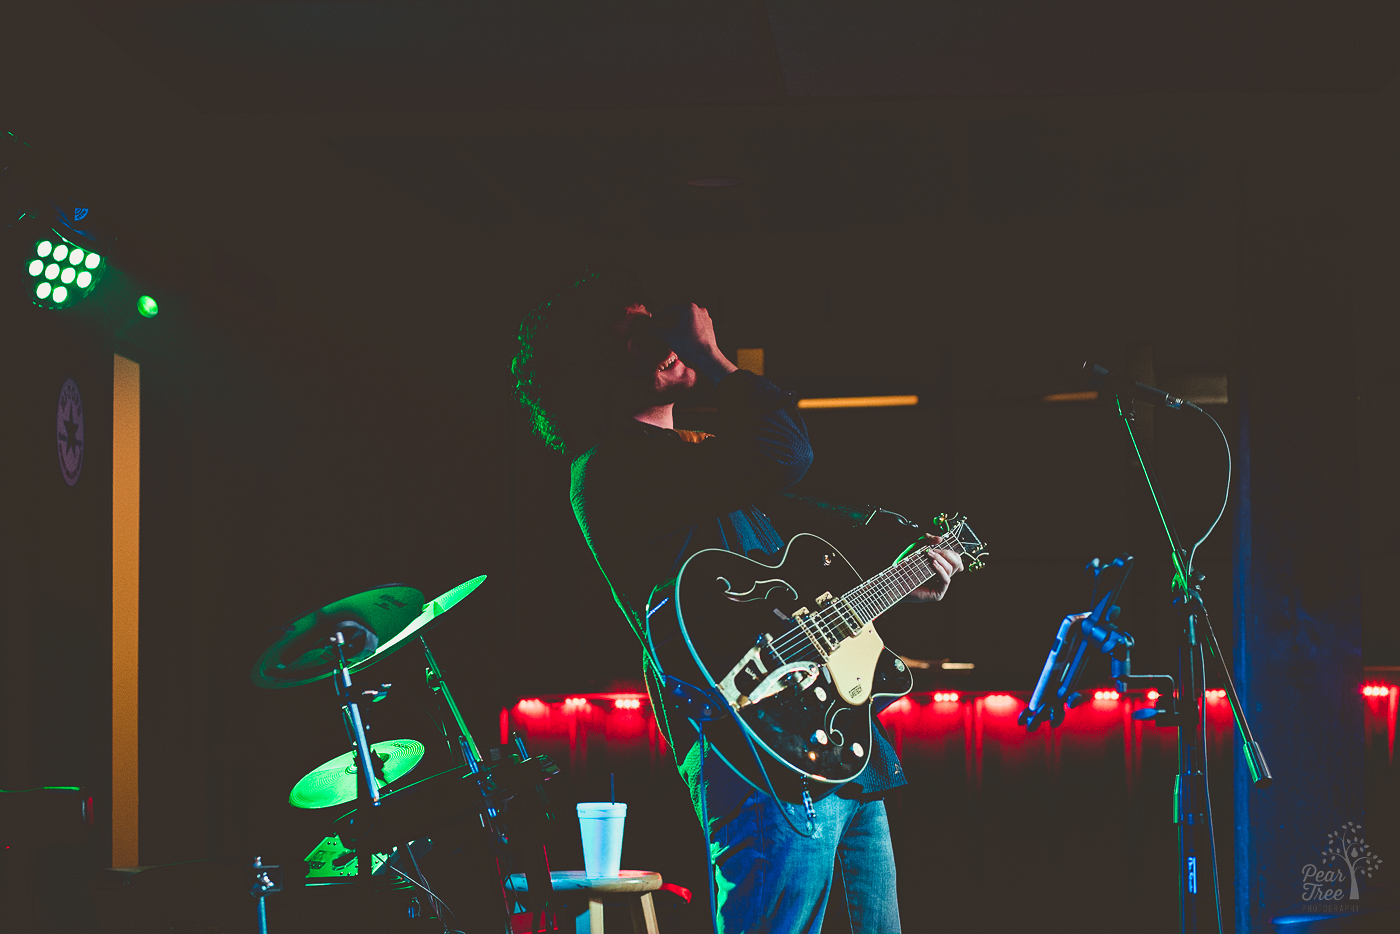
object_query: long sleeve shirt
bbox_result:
[568,369,906,801]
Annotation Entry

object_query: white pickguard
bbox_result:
[824,618,886,705]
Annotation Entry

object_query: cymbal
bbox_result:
[251,585,425,689]
[290,739,425,809]
[349,575,487,674]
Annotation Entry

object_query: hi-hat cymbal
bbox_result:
[290,739,425,809]
[251,585,425,689]
[349,575,487,674]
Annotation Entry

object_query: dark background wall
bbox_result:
[1,3,1397,932]
[0,307,115,932]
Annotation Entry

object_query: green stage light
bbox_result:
[137,295,158,318]
[26,235,104,309]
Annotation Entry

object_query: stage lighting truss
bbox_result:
[26,236,105,309]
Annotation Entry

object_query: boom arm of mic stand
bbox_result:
[1116,395,1192,595]
[1185,591,1272,788]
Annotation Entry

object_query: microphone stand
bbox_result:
[1111,394,1272,934]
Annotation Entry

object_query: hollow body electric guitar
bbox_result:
[647,515,987,788]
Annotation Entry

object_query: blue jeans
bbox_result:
[705,781,901,934]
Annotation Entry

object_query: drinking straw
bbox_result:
[610,773,615,804]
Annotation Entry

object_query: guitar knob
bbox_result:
[811,730,829,745]
[812,686,827,703]
[851,742,865,758]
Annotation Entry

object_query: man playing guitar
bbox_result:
[512,271,963,932]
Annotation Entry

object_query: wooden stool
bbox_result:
[507,870,663,934]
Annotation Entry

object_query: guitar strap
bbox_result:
[777,490,876,526]
[776,490,922,532]
[660,675,725,723]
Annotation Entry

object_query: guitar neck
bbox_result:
[823,539,971,636]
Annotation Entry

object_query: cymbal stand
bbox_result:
[421,635,484,772]
[329,632,381,888]
[248,857,282,934]
[421,635,560,930]
[421,635,517,927]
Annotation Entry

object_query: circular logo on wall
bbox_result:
[57,378,84,487]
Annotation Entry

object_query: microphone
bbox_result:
[1082,361,1198,412]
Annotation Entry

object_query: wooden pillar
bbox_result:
[112,355,140,867]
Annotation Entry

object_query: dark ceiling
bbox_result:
[324,116,1207,243]
[66,1,1396,261]
[82,1,1400,113]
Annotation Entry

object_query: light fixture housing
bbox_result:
[26,235,105,309]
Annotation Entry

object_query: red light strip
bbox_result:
[504,689,1211,722]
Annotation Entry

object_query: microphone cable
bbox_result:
[1185,406,1232,579]
[1182,402,1231,934]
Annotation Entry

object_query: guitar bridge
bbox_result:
[745,662,820,707]
[716,634,817,709]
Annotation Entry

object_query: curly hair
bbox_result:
[511,268,646,458]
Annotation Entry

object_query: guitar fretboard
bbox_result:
[808,533,976,648]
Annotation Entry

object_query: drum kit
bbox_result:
[250,575,562,932]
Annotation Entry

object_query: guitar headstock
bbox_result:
[929,513,990,571]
